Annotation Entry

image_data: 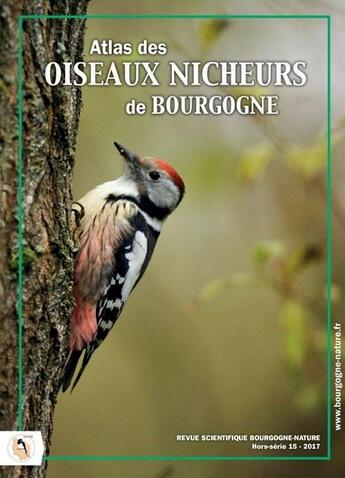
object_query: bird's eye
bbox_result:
[149,171,160,181]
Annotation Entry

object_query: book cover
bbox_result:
[0,2,343,478]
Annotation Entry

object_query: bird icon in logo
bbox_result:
[9,435,34,462]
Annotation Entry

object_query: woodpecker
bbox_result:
[60,142,185,392]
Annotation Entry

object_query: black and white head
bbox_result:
[114,141,185,215]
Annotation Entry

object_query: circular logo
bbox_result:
[8,434,35,462]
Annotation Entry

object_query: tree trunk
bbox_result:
[0,1,89,476]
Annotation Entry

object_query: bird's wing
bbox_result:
[73,199,138,306]
[61,198,159,392]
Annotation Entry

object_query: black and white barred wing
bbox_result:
[95,213,153,341]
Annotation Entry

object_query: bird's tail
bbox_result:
[70,349,94,392]
[60,350,83,392]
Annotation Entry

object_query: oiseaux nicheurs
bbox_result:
[60,142,185,392]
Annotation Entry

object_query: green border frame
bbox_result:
[17,13,332,462]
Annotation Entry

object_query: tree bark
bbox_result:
[0,1,89,476]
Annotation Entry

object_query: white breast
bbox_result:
[121,230,148,302]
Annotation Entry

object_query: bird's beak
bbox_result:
[114,141,141,176]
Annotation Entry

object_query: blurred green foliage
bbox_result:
[196,238,327,413]
[199,18,231,52]
[294,382,320,412]
[237,143,274,183]
[287,140,326,179]
[253,240,286,264]
[280,299,308,371]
